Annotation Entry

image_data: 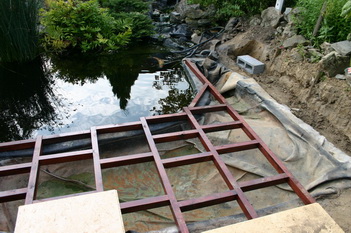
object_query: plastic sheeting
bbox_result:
[1,70,351,233]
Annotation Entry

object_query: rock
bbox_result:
[276,26,284,35]
[261,7,283,28]
[171,24,191,38]
[330,40,351,56]
[335,74,346,80]
[216,72,246,94]
[319,51,350,77]
[163,38,183,49]
[249,15,261,27]
[225,18,239,32]
[320,42,335,55]
[282,23,296,38]
[290,48,304,62]
[348,33,351,41]
[286,7,303,24]
[170,11,181,24]
[159,14,170,22]
[282,35,308,48]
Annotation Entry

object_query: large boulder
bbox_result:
[261,7,283,28]
[175,0,215,28]
[319,51,350,77]
[282,35,308,48]
[330,40,351,56]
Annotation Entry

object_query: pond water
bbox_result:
[0,45,195,142]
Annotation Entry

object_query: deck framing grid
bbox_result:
[0,59,315,232]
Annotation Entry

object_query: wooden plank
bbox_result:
[239,173,289,192]
[0,163,31,176]
[100,152,154,169]
[43,130,91,145]
[39,149,93,165]
[120,195,170,214]
[153,129,199,143]
[0,188,27,203]
[188,104,227,115]
[162,152,213,168]
[25,136,43,204]
[189,83,209,107]
[145,112,188,124]
[33,191,97,203]
[0,139,35,152]
[96,121,143,134]
[215,141,260,154]
[141,117,189,233]
[201,121,243,133]
[179,190,237,212]
[91,127,104,192]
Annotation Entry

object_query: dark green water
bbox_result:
[0,46,195,142]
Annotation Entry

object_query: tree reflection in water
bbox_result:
[50,49,165,110]
[150,68,195,115]
[0,57,58,142]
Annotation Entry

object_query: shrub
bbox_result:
[295,0,351,45]
[40,0,132,53]
[0,0,41,62]
[188,0,276,21]
[99,0,154,40]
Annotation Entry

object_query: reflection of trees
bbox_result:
[0,57,58,142]
[50,47,167,109]
[151,89,194,115]
[151,68,195,115]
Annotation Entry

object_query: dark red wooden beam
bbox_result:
[100,152,154,168]
[120,195,170,214]
[0,188,27,203]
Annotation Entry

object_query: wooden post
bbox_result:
[313,1,328,37]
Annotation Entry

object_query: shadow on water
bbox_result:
[0,57,58,142]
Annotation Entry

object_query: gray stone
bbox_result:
[170,11,181,24]
[320,42,335,55]
[163,38,183,49]
[249,16,262,26]
[335,74,346,80]
[282,24,296,38]
[261,7,283,28]
[186,9,206,19]
[225,18,239,32]
[330,40,351,56]
[319,51,350,77]
[283,35,308,48]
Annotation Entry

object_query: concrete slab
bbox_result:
[203,203,344,233]
[14,190,125,233]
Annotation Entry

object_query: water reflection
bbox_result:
[0,46,195,141]
[151,68,195,115]
[0,58,58,142]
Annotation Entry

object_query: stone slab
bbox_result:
[331,40,351,56]
[14,190,125,233]
[203,203,344,233]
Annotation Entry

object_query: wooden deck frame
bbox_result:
[0,59,315,232]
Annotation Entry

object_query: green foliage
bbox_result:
[99,0,154,40]
[341,0,351,18]
[295,0,351,45]
[40,0,132,53]
[188,0,276,21]
[99,0,149,13]
[0,0,41,62]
